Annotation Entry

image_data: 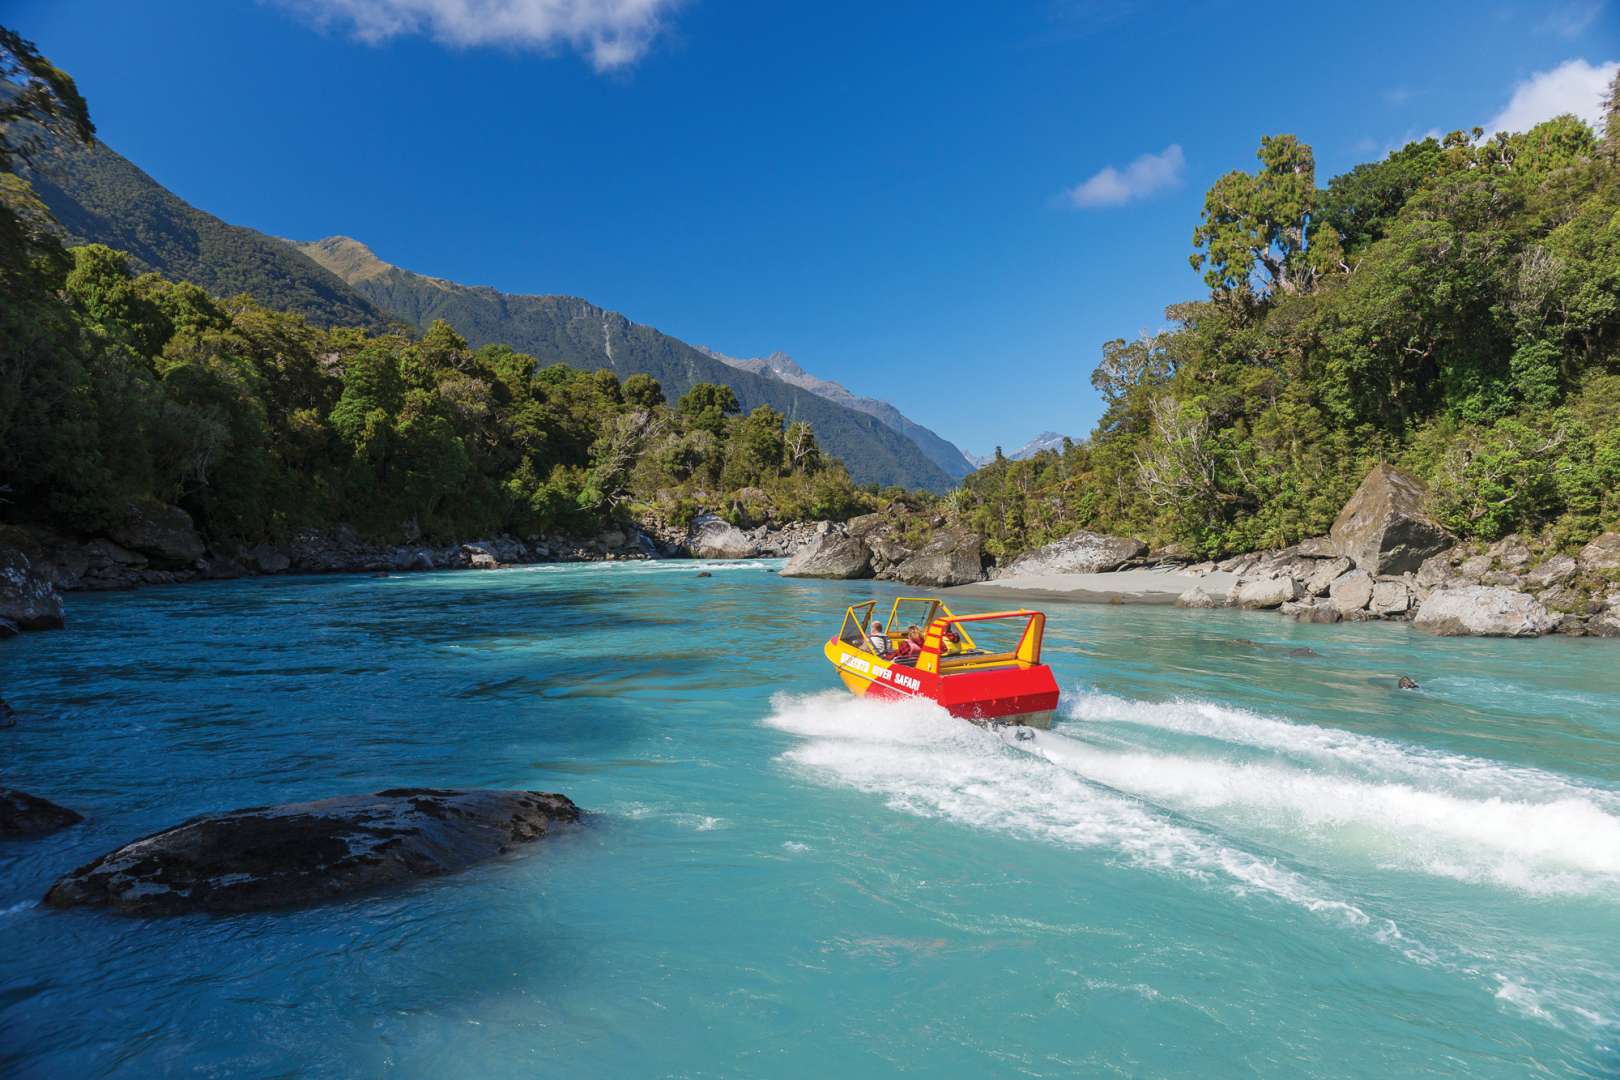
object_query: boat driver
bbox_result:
[867,620,888,655]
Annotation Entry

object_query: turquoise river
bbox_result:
[3,560,1620,1077]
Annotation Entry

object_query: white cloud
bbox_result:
[1065,144,1184,209]
[1482,57,1618,136]
[273,0,681,72]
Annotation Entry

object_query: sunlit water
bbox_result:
[4,561,1620,1077]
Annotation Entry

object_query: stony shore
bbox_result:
[5,465,1618,641]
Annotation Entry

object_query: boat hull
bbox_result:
[825,639,1059,729]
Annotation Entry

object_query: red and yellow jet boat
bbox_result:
[823,597,1060,729]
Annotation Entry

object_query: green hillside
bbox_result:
[22,135,390,330]
[295,236,955,491]
[19,129,954,491]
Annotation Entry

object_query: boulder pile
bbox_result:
[781,508,986,587]
[1170,464,1620,637]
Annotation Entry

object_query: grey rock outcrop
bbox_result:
[1176,583,1232,608]
[43,788,579,915]
[1235,577,1300,609]
[1578,532,1620,574]
[1328,569,1375,614]
[109,503,207,569]
[0,544,65,631]
[1413,586,1553,638]
[891,529,985,587]
[687,514,757,560]
[1369,579,1413,616]
[996,530,1147,578]
[781,531,873,579]
[1329,463,1453,575]
[1304,557,1353,596]
[1524,554,1578,590]
[1,789,84,838]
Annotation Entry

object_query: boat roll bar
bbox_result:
[915,610,1045,675]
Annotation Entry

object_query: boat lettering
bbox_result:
[836,650,919,692]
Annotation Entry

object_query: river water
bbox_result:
[3,560,1619,1077]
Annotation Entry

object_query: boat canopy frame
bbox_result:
[834,596,1044,676]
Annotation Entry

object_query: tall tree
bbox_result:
[1191,135,1343,301]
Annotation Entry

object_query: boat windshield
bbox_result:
[837,601,878,650]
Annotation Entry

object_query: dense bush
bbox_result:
[959,87,1620,560]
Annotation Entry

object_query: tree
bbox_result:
[623,372,665,408]
[1191,135,1343,300]
[784,420,821,473]
[1603,68,1620,160]
[677,382,740,434]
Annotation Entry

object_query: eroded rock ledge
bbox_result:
[43,788,580,915]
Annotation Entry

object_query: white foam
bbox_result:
[1026,729,1620,898]
[1066,690,1620,811]
[764,692,1370,926]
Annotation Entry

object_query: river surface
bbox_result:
[3,560,1620,1077]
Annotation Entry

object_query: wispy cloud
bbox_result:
[271,0,682,72]
[1483,57,1619,136]
[1065,144,1185,209]
[1538,1,1605,38]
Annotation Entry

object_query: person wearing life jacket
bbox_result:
[867,620,888,656]
[893,625,924,661]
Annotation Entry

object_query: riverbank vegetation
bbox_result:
[959,92,1620,560]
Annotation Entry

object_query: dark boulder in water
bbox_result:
[1397,675,1420,690]
[43,788,579,915]
[1,788,84,837]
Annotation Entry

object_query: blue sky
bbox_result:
[12,0,1619,457]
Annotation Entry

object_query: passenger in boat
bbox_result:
[867,620,888,655]
[940,627,963,656]
[894,625,924,660]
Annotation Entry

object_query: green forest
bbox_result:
[960,99,1620,560]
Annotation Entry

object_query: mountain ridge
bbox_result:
[967,431,1074,468]
[22,133,954,491]
[693,346,976,480]
[294,237,956,491]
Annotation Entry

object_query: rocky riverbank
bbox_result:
[0,505,826,637]
[782,463,1620,640]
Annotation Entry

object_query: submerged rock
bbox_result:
[781,531,873,579]
[1329,463,1453,576]
[1,788,84,838]
[1412,586,1553,638]
[1397,675,1420,690]
[996,530,1147,578]
[43,788,579,915]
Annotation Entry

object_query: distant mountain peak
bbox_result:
[968,431,1074,468]
[696,346,976,480]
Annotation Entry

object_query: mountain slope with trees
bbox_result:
[0,29,877,558]
[21,135,390,330]
[18,126,957,492]
[293,236,955,491]
[694,346,978,479]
